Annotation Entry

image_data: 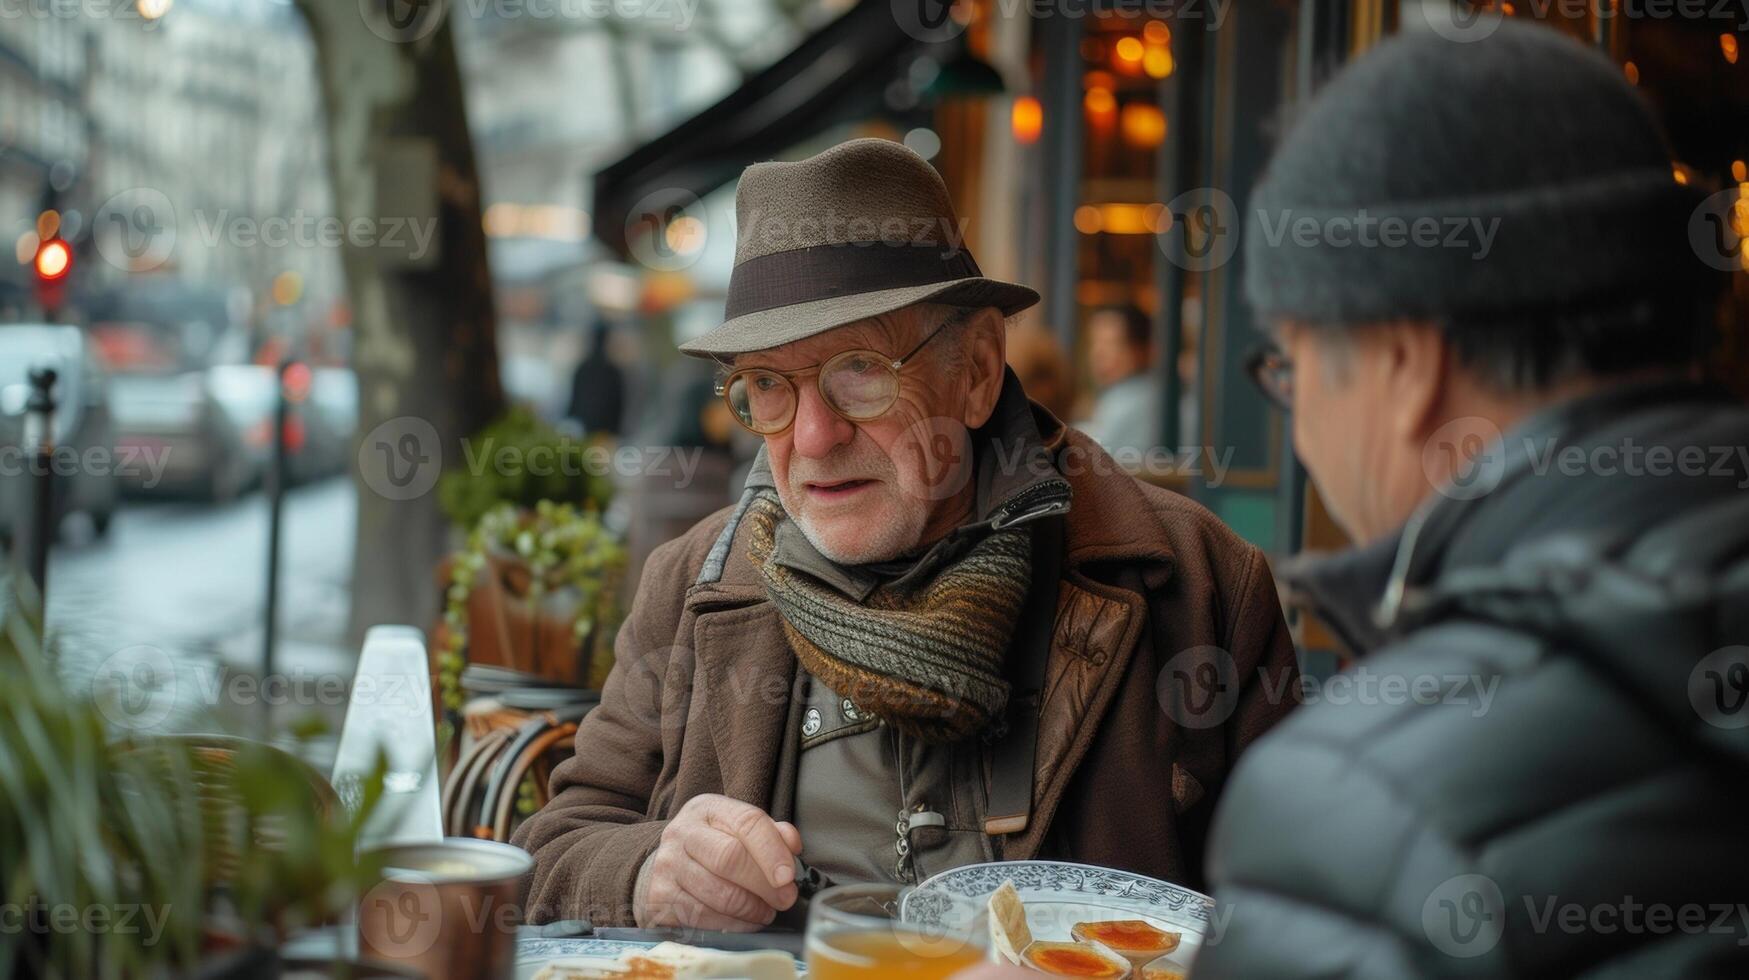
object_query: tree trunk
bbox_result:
[292,0,504,643]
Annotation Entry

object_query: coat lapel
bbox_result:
[687,534,798,813]
[1000,428,1177,859]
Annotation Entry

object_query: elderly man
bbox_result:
[514,138,1298,931]
[1188,24,1749,978]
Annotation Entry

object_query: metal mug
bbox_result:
[357,837,534,980]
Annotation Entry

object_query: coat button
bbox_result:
[802,708,823,737]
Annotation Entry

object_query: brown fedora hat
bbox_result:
[678,138,1039,358]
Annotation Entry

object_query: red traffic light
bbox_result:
[34,238,72,280]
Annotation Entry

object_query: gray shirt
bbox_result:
[792,672,995,886]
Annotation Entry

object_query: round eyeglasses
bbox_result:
[714,316,958,435]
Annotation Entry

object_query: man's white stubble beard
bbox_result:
[778,440,932,565]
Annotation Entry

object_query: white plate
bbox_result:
[901,861,1213,974]
[515,937,807,979]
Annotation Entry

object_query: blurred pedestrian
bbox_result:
[1004,323,1074,421]
[567,320,627,437]
[1201,23,1746,978]
[1080,304,1162,454]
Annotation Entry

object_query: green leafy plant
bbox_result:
[437,406,615,532]
[437,500,626,714]
[0,581,387,979]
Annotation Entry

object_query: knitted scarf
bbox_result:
[743,490,1033,743]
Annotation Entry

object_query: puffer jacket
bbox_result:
[1196,382,1749,978]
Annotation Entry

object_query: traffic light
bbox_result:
[34,238,71,280]
[32,237,72,317]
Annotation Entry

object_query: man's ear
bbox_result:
[961,307,1007,430]
[1380,321,1449,445]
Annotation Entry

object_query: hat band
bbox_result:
[725,241,982,320]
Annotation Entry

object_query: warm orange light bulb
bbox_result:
[1012,96,1043,144]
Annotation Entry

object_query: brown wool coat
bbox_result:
[513,425,1300,926]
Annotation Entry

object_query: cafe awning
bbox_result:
[590,2,927,258]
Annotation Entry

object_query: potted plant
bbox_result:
[1,581,389,979]
[432,407,626,708]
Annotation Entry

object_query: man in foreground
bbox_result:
[1193,22,1749,977]
[514,138,1299,931]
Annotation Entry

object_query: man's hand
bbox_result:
[633,794,804,931]
[950,965,1035,979]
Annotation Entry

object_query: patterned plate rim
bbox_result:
[901,860,1214,931]
[514,936,806,971]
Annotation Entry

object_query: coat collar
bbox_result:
[1278,379,1736,656]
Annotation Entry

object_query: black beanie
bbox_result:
[1243,21,1709,326]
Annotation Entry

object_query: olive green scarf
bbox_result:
[743,490,1033,744]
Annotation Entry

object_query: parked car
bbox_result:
[0,324,119,541]
[94,321,266,501]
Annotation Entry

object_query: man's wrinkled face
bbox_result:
[735,306,987,565]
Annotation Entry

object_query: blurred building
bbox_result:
[580,0,1749,566]
[454,1,842,414]
[5,0,340,348]
[0,11,92,304]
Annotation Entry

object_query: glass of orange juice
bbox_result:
[805,883,986,980]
